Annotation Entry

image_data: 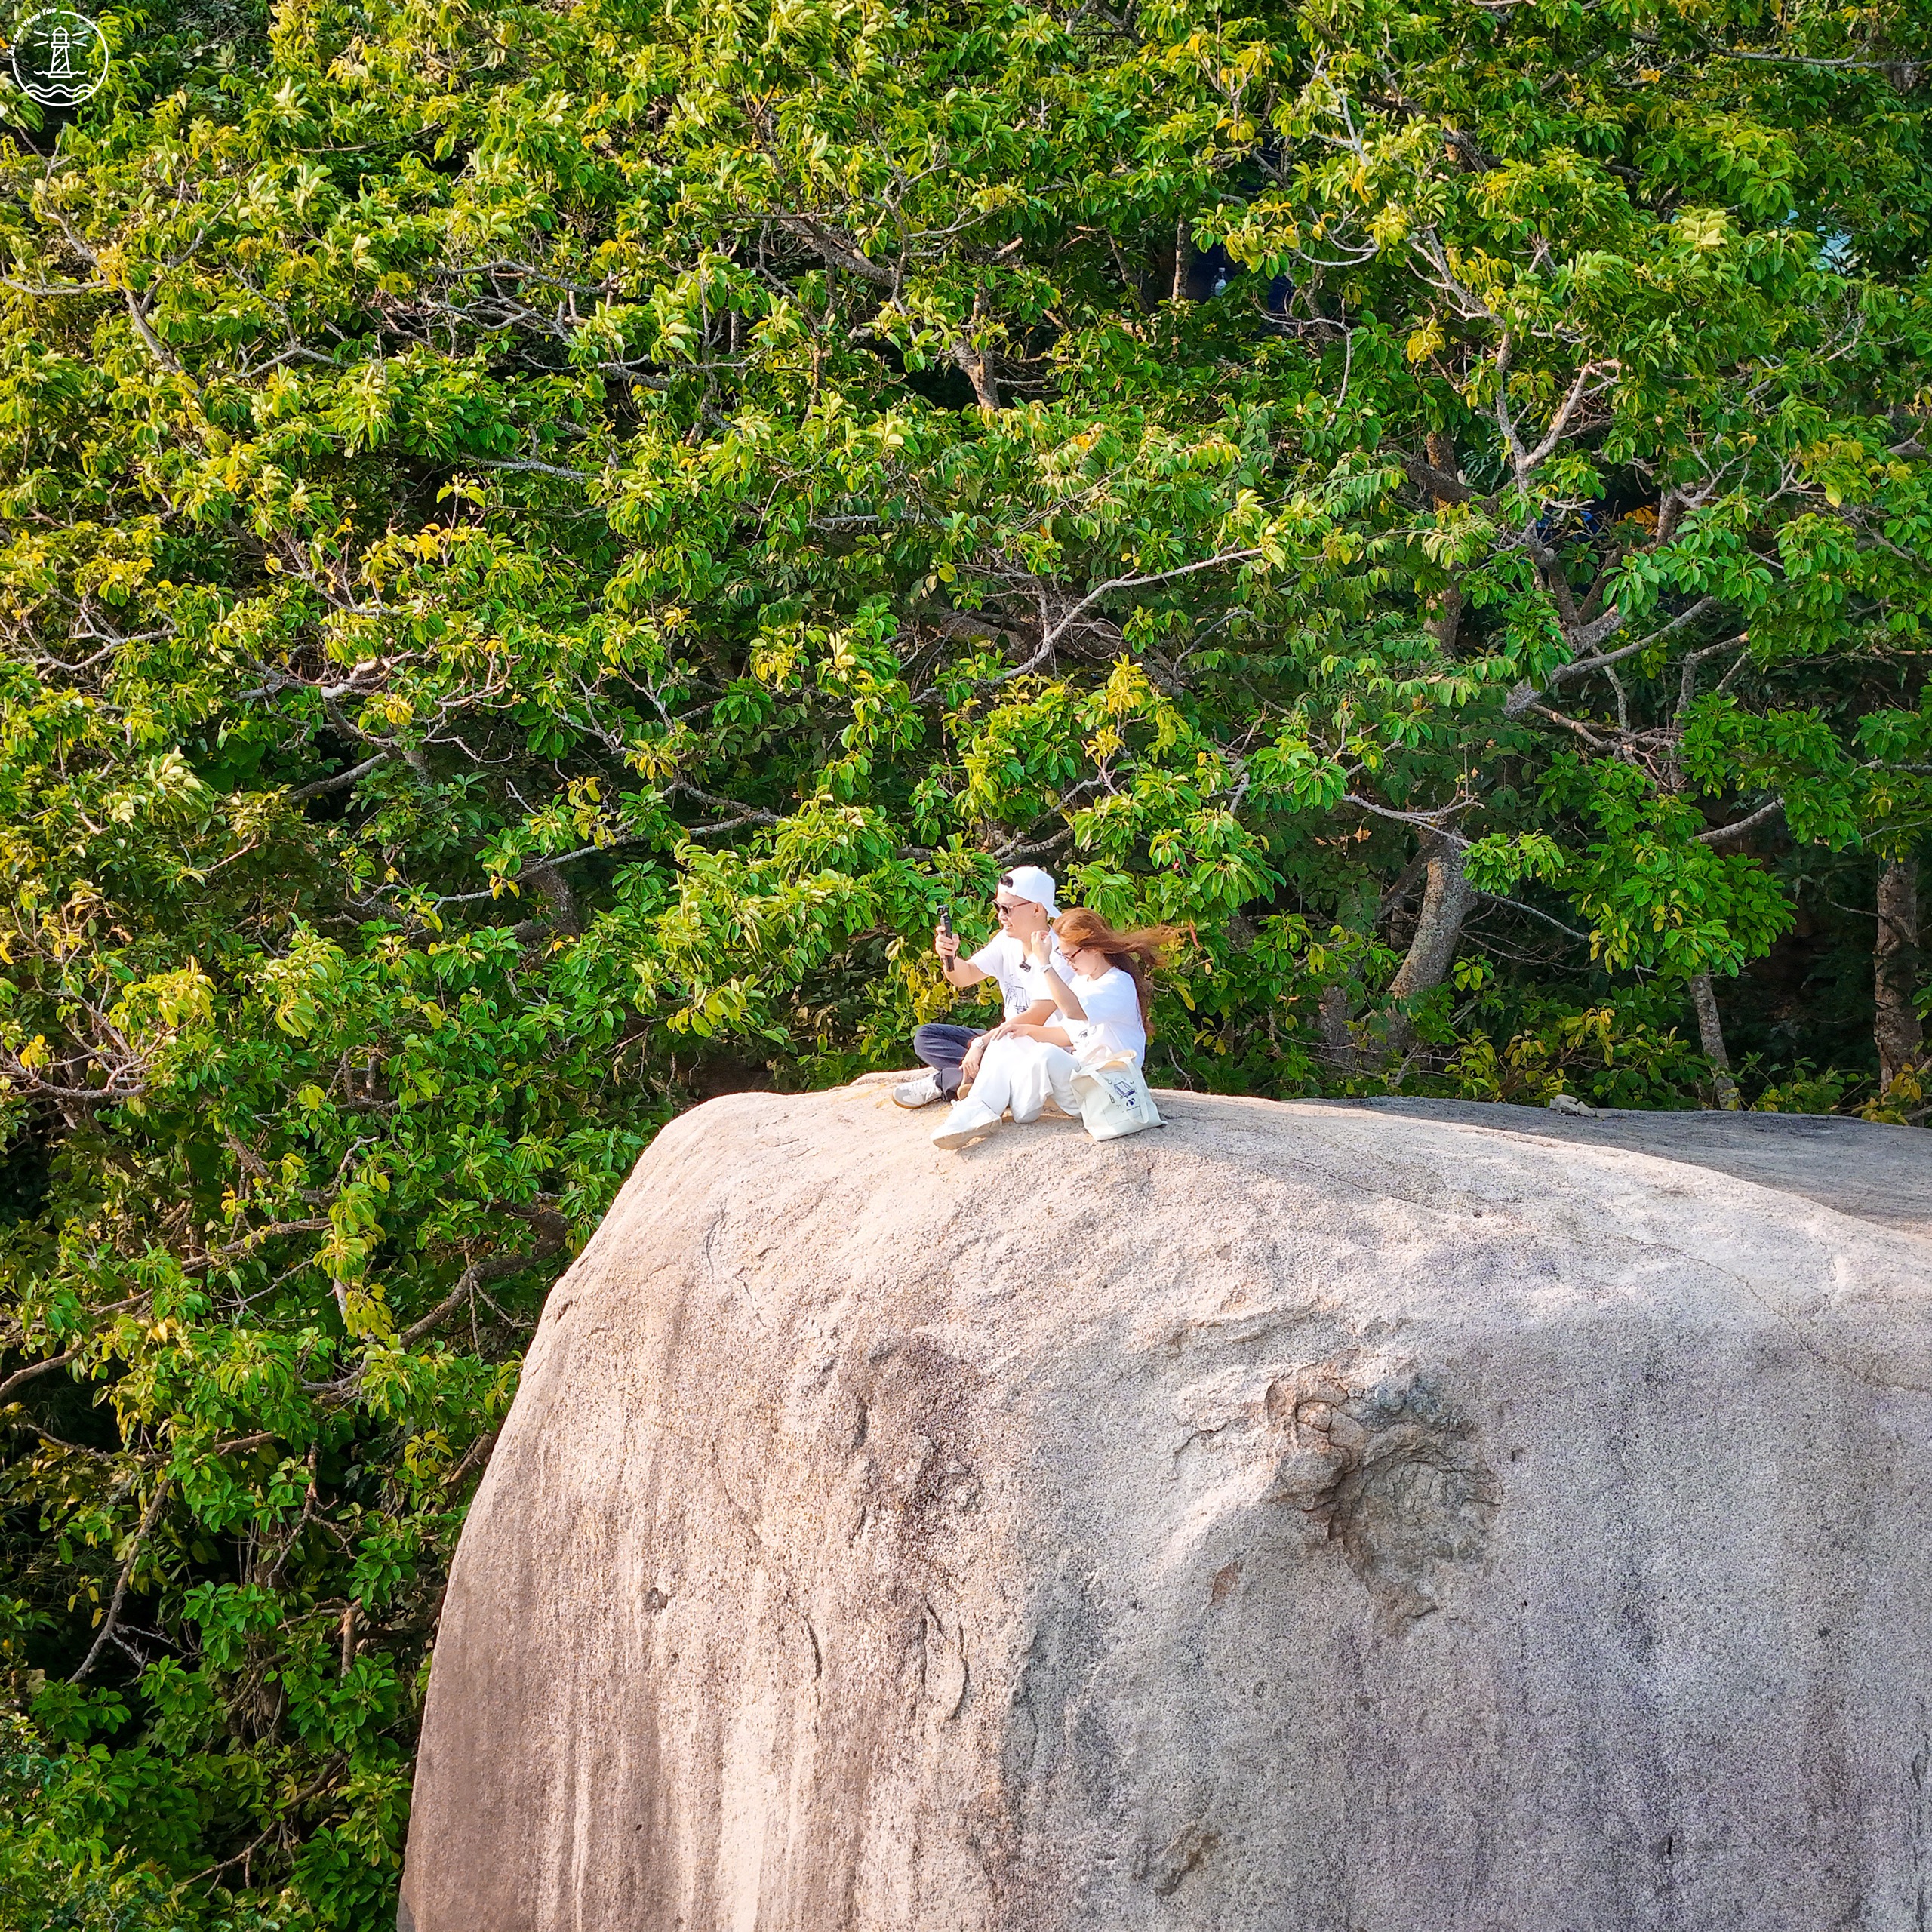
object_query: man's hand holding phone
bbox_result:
[935,909,960,968]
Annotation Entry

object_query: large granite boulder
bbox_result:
[398,1087,1932,1932]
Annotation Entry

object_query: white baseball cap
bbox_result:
[998,866,1058,915]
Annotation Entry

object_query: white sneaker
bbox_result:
[932,1099,1003,1149]
[892,1072,943,1109]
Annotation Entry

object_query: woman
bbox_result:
[931,909,1176,1149]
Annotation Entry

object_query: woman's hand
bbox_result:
[999,1022,1072,1046]
[1032,935,1087,1020]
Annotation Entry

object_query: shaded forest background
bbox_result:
[0,0,1927,1921]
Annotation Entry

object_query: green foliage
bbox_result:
[0,0,1927,1920]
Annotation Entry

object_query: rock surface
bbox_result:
[1339,1095,1932,1238]
[399,1088,1932,1932]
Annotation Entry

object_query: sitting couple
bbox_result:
[891,866,1174,1149]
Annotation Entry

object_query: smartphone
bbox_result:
[937,910,953,937]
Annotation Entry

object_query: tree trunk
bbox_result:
[1317,980,1360,1073]
[1375,842,1435,935]
[1689,971,1741,1110]
[950,289,1001,409]
[1315,876,1379,1075]
[515,860,582,945]
[1875,857,1922,1094]
[1383,837,1473,1057]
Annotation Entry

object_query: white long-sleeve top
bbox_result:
[1063,966,1146,1069]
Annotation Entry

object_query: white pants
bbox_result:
[967,1036,1081,1122]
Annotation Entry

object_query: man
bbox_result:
[892,866,1070,1109]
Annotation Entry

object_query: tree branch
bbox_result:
[777,217,897,288]
[669,783,782,828]
[399,1229,568,1350]
[430,835,658,906]
[1473,891,1592,944]
[1041,549,1264,651]
[1506,598,1725,718]
[287,753,392,803]
[1695,798,1783,847]
[70,1481,171,1684]
[0,1347,78,1406]
[123,291,183,374]
[441,1425,500,1493]
[1341,792,1471,831]
[470,457,597,482]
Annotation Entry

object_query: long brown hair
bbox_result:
[1051,909,1180,1029]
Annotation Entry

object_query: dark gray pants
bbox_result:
[913,1022,982,1097]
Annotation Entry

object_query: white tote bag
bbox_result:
[1069,1049,1166,1141]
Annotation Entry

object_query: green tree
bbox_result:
[0,0,1926,1921]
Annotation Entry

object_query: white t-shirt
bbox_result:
[1064,965,1147,1069]
[969,933,1075,1022]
